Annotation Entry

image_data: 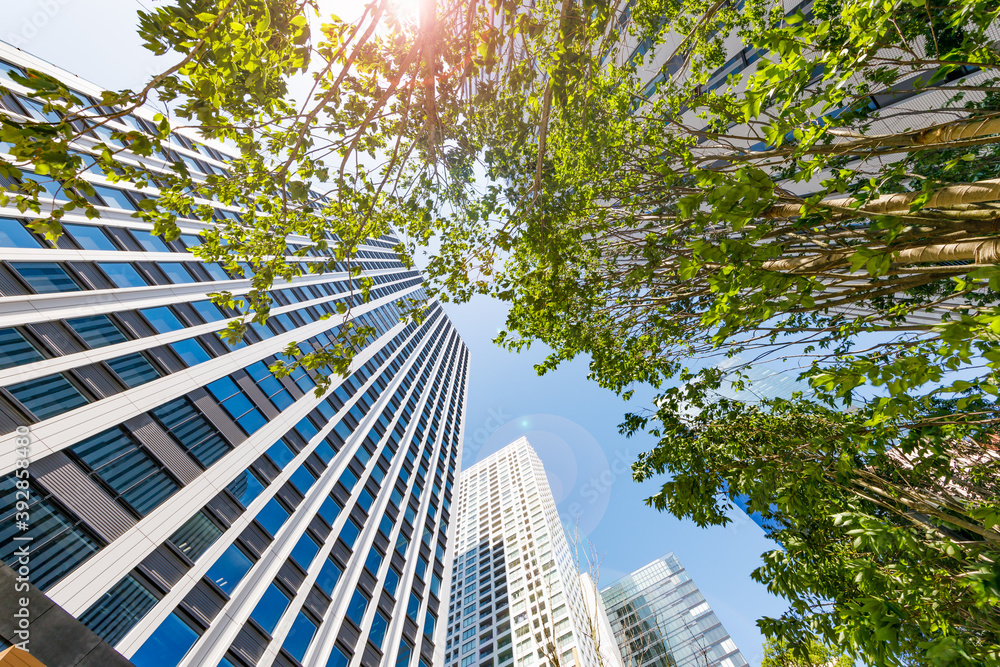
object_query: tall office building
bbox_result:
[600,554,746,667]
[445,437,611,667]
[0,45,468,667]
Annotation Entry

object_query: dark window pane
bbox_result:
[0,475,102,590]
[66,315,127,348]
[168,511,222,562]
[107,353,161,388]
[346,589,369,626]
[151,398,231,467]
[70,427,178,516]
[78,575,158,645]
[8,373,88,420]
[327,645,350,667]
[369,611,388,649]
[99,263,148,288]
[0,328,43,369]
[10,262,80,293]
[283,612,318,661]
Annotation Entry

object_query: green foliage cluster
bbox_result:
[3,0,1000,663]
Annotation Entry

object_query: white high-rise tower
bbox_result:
[444,438,617,667]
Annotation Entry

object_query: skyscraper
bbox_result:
[0,45,468,667]
[600,554,746,667]
[445,437,610,667]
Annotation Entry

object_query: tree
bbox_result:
[630,397,1000,666]
[761,636,852,667]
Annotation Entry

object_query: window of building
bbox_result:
[152,397,232,467]
[282,611,318,661]
[0,217,41,247]
[69,427,179,517]
[327,645,350,667]
[140,306,185,333]
[0,475,102,590]
[0,328,43,369]
[78,574,158,645]
[66,315,128,348]
[169,338,211,366]
[99,263,149,288]
[207,376,266,434]
[106,352,161,388]
[206,544,254,595]
[130,229,170,252]
[226,468,265,508]
[346,588,369,626]
[160,263,195,284]
[369,610,389,649]
[245,361,293,410]
[315,557,342,595]
[129,612,200,667]
[10,262,80,293]
[255,498,290,537]
[289,466,315,495]
[339,517,361,548]
[93,185,136,211]
[64,223,116,251]
[250,583,291,634]
[291,533,320,568]
[168,511,223,562]
[8,373,89,420]
[384,566,400,598]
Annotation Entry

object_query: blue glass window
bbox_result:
[0,475,102,590]
[99,263,149,288]
[424,610,436,636]
[364,547,382,575]
[207,376,266,434]
[407,593,420,621]
[326,646,350,667]
[415,556,427,581]
[430,573,441,598]
[226,469,265,508]
[339,518,361,548]
[131,229,170,252]
[266,439,295,468]
[369,611,389,649]
[290,533,320,568]
[346,589,369,626]
[282,612,318,661]
[107,353,161,388]
[317,496,340,525]
[289,467,315,494]
[0,217,40,247]
[64,223,116,251]
[315,558,342,595]
[8,373,88,420]
[395,640,412,667]
[206,544,253,595]
[70,427,178,516]
[314,441,335,465]
[10,262,80,293]
[170,338,211,366]
[140,306,184,333]
[203,263,231,281]
[256,498,290,537]
[160,263,195,284]
[0,328,43,369]
[384,568,400,597]
[130,612,200,667]
[357,488,374,513]
[79,574,157,645]
[151,398,231,467]
[93,185,135,211]
[295,417,319,441]
[190,299,224,322]
[250,583,290,634]
[66,315,127,348]
[339,468,358,493]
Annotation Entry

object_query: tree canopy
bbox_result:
[3,0,1000,664]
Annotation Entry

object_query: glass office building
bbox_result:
[445,438,608,667]
[0,44,468,667]
[601,554,746,667]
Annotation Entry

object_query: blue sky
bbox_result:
[0,0,788,661]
